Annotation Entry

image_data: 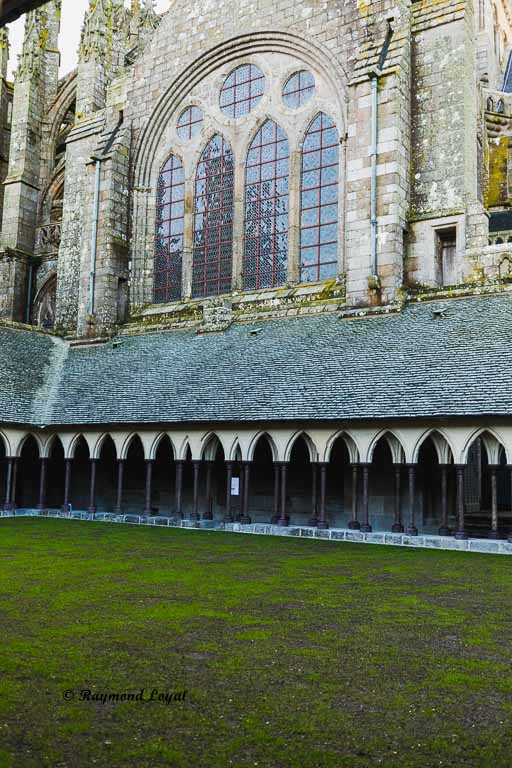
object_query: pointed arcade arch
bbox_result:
[243,119,290,290]
[192,134,234,298]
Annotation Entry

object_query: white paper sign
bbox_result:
[231,477,240,496]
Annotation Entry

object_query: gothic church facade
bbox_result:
[0,0,512,540]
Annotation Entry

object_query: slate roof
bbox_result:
[0,294,512,427]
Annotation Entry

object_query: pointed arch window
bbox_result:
[300,112,339,283]
[243,120,289,290]
[154,153,184,303]
[192,134,234,297]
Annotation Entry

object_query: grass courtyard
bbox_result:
[1,520,512,767]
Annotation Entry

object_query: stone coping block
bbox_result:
[1,511,512,555]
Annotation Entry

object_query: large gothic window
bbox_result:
[154,154,185,303]
[300,113,339,283]
[192,135,234,298]
[243,120,289,291]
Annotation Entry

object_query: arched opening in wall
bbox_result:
[203,438,226,521]
[369,437,398,532]
[54,98,76,170]
[464,433,509,538]
[71,437,91,511]
[124,436,146,515]
[0,437,6,508]
[153,435,174,516]
[325,437,350,527]
[16,436,40,509]
[32,274,57,330]
[250,435,275,523]
[416,437,447,534]
[97,436,117,513]
[46,437,65,509]
[287,435,313,525]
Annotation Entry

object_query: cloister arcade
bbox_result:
[1,424,512,539]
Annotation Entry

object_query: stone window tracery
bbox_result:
[192,135,234,298]
[152,56,342,304]
[300,113,339,283]
[154,153,185,303]
[282,70,315,108]
[219,64,265,118]
[243,120,289,291]
[176,106,204,140]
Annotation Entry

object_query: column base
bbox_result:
[438,526,450,536]
[202,512,213,521]
[405,526,418,536]
[360,524,372,533]
[488,530,502,540]
[277,517,289,527]
[189,513,200,521]
[316,520,329,530]
[454,530,467,540]
[308,517,318,527]
[223,515,234,523]
[143,509,153,516]
[239,515,251,524]
[348,520,360,530]
[113,507,123,515]
[88,506,97,515]
[391,523,404,533]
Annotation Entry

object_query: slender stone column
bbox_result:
[317,462,329,529]
[404,464,418,535]
[143,460,154,516]
[309,463,318,526]
[438,464,450,536]
[489,464,499,539]
[11,458,17,510]
[278,463,289,526]
[392,464,404,533]
[454,464,467,540]
[272,463,280,523]
[88,459,98,515]
[508,465,512,543]
[114,459,125,514]
[37,457,48,512]
[191,460,201,521]
[175,460,184,519]
[348,463,360,530]
[240,462,251,524]
[224,461,233,523]
[203,460,213,520]
[62,458,72,512]
[3,457,13,511]
[360,463,372,533]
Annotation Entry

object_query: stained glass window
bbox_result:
[154,154,184,303]
[282,70,315,108]
[176,106,204,140]
[220,64,265,118]
[243,120,289,291]
[192,135,234,297]
[300,113,339,283]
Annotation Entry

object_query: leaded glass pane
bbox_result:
[300,113,339,283]
[220,64,265,118]
[153,154,184,303]
[243,120,289,291]
[192,135,234,297]
[282,70,315,108]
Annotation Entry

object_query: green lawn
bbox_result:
[1,520,512,767]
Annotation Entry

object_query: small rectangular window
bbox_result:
[435,227,457,286]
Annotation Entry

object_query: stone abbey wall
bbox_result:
[0,0,509,337]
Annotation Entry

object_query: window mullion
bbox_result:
[287,148,302,286]
[182,174,195,299]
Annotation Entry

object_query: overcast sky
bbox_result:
[7,0,170,79]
